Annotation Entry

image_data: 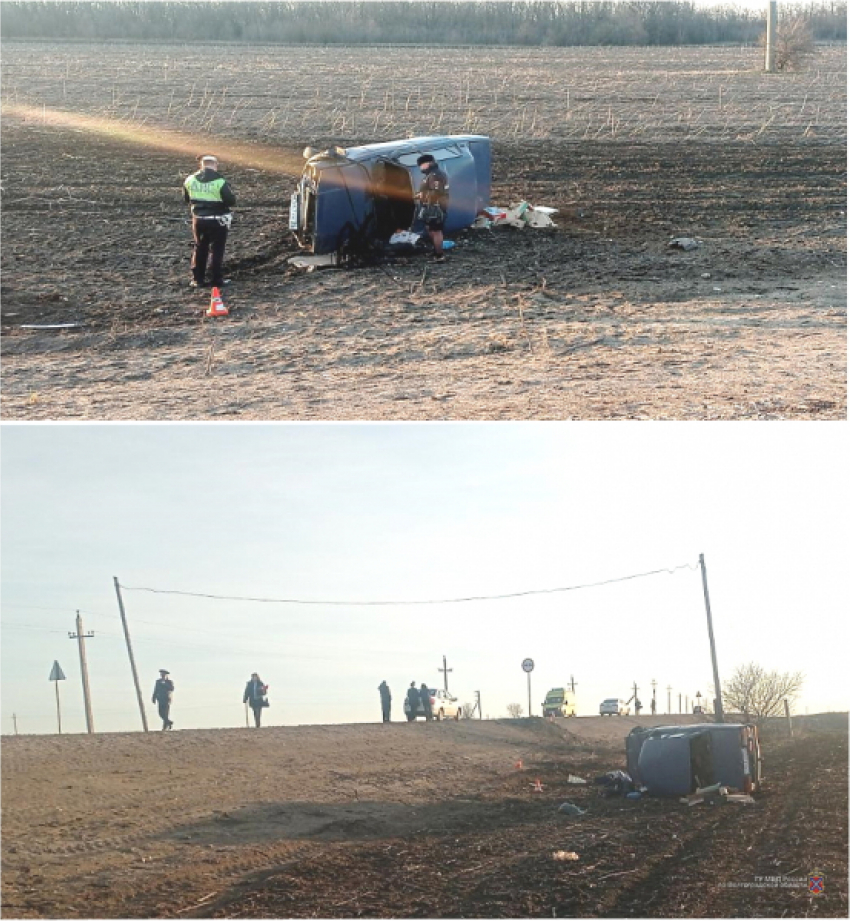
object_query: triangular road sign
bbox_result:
[48,660,66,681]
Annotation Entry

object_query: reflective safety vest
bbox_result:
[184,174,227,203]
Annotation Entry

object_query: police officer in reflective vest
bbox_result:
[182,154,236,288]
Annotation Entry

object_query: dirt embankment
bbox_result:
[1,716,846,918]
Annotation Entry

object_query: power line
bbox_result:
[120,563,697,607]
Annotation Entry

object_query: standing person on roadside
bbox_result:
[378,680,392,723]
[415,154,449,262]
[182,154,236,289]
[243,672,269,728]
[419,683,434,721]
[406,681,420,721]
[152,669,174,731]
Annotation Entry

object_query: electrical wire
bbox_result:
[120,562,697,606]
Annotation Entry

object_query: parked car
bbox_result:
[600,698,630,716]
[626,723,762,796]
[290,134,491,255]
[404,688,463,721]
[542,687,577,718]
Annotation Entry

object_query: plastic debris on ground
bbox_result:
[288,253,339,268]
[567,774,588,785]
[552,851,580,861]
[389,231,421,246]
[680,783,756,807]
[668,237,701,251]
[473,201,558,230]
[558,802,587,816]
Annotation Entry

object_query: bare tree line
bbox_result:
[1,1,846,45]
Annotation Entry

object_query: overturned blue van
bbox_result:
[626,723,762,796]
[289,135,491,255]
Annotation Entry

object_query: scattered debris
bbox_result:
[625,791,643,800]
[668,237,701,251]
[567,774,587,785]
[388,230,421,247]
[680,784,757,807]
[557,802,586,816]
[474,201,558,230]
[288,253,340,268]
[552,851,580,861]
[531,779,545,792]
[20,323,82,330]
[593,770,635,797]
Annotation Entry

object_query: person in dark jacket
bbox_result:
[419,683,434,721]
[152,669,174,730]
[406,681,420,721]
[378,680,392,723]
[415,154,449,262]
[243,672,269,728]
[182,154,236,289]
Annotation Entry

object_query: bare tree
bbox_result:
[760,16,817,71]
[722,662,804,724]
[506,703,524,718]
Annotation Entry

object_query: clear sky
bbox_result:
[2,422,847,735]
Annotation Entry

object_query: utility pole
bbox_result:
[13,713,18,735]
[114,577,149,732]
[633,681,640,715]
[569,675,577,694]
[678,692,682,714]
[667,685,672,715]
[651,678,657,714]
[68,612,95,734]
[475,690,482,719]
[699,553,725,723]
[765,0,778,72]
[438,655,453,692]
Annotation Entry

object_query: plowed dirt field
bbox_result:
[1,716,846,918]
[1,43,845,420]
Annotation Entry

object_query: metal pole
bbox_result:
[70,612,95,733]
[55,680,62,734]
[114,577,149,732]
[765,0,777,72]
[699,554,725,723]
[667,685,672,715]
[527,672,532,718]
[679,692,682,714]
[784,698,793,737]
[13,713,18,735]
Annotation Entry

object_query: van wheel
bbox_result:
[437,709,444,721]
[406,713,414,722]
[455,708,462,721]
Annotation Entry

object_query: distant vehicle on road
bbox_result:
[404,688,463,721]
[542,687,577,718]
[600,698,631,716]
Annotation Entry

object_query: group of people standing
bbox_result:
[377,680,434,722]
[150,669,270,731]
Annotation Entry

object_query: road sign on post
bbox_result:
[48,660,66,734]
[522,658,534,717]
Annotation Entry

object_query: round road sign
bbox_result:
[522,658,534,673]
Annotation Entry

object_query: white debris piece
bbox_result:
[474,201,558,230]
[288,253,339,268]
[668,237,701,251]
[389,231,421,246]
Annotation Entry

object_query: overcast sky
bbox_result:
[2,422,847,735]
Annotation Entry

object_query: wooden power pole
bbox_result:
[438,655,453,692]
[69,612,95,733]
[114,577,149,732]
[699,553,725,723]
